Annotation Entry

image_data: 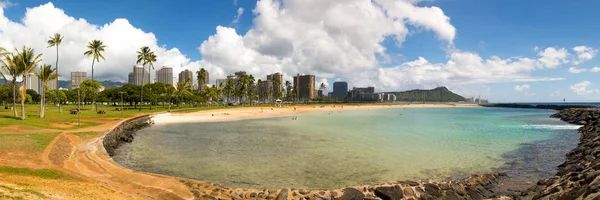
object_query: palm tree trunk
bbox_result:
[56,45,61,113]
[140,64,144,111]
[12,81,17,118]
[40,84,44,118]
[91,59,96,112]
[20,77,26,120]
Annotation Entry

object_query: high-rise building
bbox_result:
[267,73,284,96]
[349,87,376,101]
[258,80,273,100]
[293,74,315,100]
[26,73,39,93]
[46,73,58,90]
[332,81,348,98]
[133,65,150,86]
[178,69,194,84]
[156,67,173,85]
[128,72,135,85]
[197,69,209,89]
[71,72,87,89]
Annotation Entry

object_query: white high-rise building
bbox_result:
[26,73,39,93]
[132,65,150,86]
[156,67,173,85]
[71,72,87,89]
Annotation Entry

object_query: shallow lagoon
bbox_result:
[113,107,579,189]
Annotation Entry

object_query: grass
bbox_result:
[0,132,61,154]
[0,166,81,181]
[0,104,223,131]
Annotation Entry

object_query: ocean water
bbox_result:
[113,107,579,189]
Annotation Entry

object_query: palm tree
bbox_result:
[175,78,193,107]
[225,78,234,103]
[285,81,292,101]
[84,40,107,112]
[35,64,58,118]
[257,79,263,103]
[15,46,43,120]
[136,46,154,109]
[47,33,63,113]
[0,52,19,117]
[197,68,207,90]
[320,82,327,99]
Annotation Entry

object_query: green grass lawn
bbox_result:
[0,132,61,154]
[0,104,224,130]
[0,166,81,181]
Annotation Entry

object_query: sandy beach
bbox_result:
[155,103,480,124]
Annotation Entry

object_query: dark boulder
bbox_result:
[374,185,404,200]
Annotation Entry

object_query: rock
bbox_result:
[442,190,461,200]
[299,189,309,195]
[398,181,420,186]
[403,187,416,199]
[339,188,364,200]
[374,185,404,200]
[424,183,442,197]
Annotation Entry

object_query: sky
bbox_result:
[1,0,599,102]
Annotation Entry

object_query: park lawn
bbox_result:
[0,132,61,154]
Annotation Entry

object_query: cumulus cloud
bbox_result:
[537,47,569,68]
[515,84,530,92]
[570,81,599,95]
[0,0,574,93]
[568,66,587,74]
[591,66,600,73]
[572,46,597,65]
[0,2,198,82]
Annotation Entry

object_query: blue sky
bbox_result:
[1,0,599,102]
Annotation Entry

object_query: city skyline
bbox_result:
[2,1,600,102]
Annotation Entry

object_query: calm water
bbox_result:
[113,107,579,189]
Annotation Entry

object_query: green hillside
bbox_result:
[386,87,466,102]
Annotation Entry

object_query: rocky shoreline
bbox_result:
[101,107,600,199]
[520,108,600,199]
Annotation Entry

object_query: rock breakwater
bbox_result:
[103,115,152,156]
[522,108,600,199]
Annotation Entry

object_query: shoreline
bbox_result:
[50,103,598,199]
[154,103,480,124]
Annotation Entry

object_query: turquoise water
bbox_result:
[113,107,579,189]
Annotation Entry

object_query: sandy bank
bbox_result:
[154,103,480,124]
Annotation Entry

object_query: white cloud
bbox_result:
[568,66,587,74]
[0,2,198,83]
[515,84,530,92]
[572,46,597,65]
[591,66,600,72]
[232,7,244,26]
[0,0,573,93]
[570,81,599,95]
[533,46,539,52]
[537,47,569,68]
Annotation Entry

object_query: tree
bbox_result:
[15,46,43,120]
[175,78,193,107]
[47,33,64,113]
[0,52,19,118]
[285,80,292,101]
[257,79,263,103]
[224,78,234,103]
[35,64,58,118]
[319,82,327,99]
[84,40,107,112]
[136,46,155,109]
[26,89,40,103]
[80,80,102,107]
[197,68,207,90]
[273,78,282,102]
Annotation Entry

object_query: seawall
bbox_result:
[521,108,600,199]
[102,114,153,156]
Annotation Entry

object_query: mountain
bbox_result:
[385,87,466,102]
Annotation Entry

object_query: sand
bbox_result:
[156,103,479,124]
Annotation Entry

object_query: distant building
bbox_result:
[266,73,284,95]
[215,79,227,88]
[133,65,150,86]
[46,73,58,90]
[317,90,324,98]
[71,72,87,89]
[178,69,194,84]
[128,72,135,85]
[332,81,348,98]
[349,87,376,101]
[293,74,316,100]
[26,73,39,93]
[156,67,173,85]
[377,93,396,102]
[258,80,273,100]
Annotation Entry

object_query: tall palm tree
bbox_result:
[15,46,43,120]
[84,40,107,112]
[285,80,292,101]
[136,46,154,109]
[225,78,234,103]
[35,64,58,118]
[0,52,19,118]
[197,68,207,90]
[175,78,193,107]
[47,33,63,113]
[320,82,327,99]
[257,79,263,103]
